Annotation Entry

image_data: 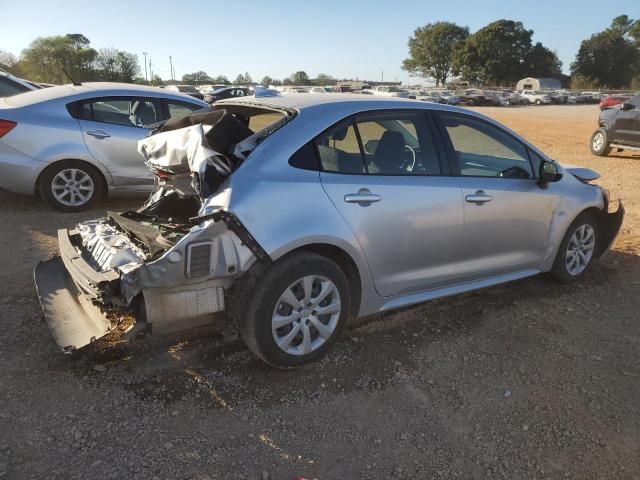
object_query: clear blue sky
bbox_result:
[1,0,637,83]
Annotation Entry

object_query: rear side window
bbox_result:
[166,101,201,119]
[310,111,442,176]
[75,98,161,127]
[0,77,29,97]
[315,121,365,174]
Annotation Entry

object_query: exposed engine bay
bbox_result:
[35,104,290,352]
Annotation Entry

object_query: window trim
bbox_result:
[434,111,538,180]
[68,96,163,128]
[310,108,449,177]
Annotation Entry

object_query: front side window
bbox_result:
[440,112,533,179]
[82,98,160,127]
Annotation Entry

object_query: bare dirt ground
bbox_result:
[1,105,639,480]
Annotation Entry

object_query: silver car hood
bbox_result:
[562,165,601,182]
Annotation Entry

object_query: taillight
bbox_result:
[0,120,17,138]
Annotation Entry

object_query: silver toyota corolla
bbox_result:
[34,94,624,368]
[0,83,207,211]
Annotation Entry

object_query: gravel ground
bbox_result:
[1,105,639,480]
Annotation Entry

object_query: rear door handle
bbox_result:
[344,188,382,205]
[465,190,492,204]
[86,130,111,139]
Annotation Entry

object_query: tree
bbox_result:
[19,34,97,84]
[290,71,309,85]
[453,20,534,85]
[0,50,18,74]
[234,73,246,84]
[315,73,336,85]
[94,48,140,83]
[526,43,562,77]
[182,70,212,84]
[244,72,253,84]
[402,22,469,86]
[571,16,640,88]
[212,75,229,84]
[150,74,163,86]
[260,75,274,86]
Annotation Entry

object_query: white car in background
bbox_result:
[309,87,337,94]
[281,87,309,94]
[521,90,553,105]
[369,86,410,98]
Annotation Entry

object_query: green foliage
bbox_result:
[182,70,212,84]
[452,20,535,85]
[0,50,18,74]
[212,75,229,85]
[570,16,640,88]
[290,71,310,85]
[527,43,562,77]
[19,34,97,83]
[315,73,336,85]
[402,22,469,86]
[94,48,140,83]
[260,76,274,86]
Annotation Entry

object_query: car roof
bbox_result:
[216,93,434,110]
[3,82,207,108]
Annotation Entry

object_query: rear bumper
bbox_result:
[0,142,45,195]
[34,229,121,352]
[34,257,114,353]
[596,200,625,258]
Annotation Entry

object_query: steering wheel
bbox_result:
[401,145,417,172]
[497,166,530,179]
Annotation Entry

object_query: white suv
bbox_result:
[521,90,553,105]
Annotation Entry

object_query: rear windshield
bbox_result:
[177,86,198,93]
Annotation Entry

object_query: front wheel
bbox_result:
[551,213,598,284]
[234,252,351,368]
[535,99,542,105]
[39,160,104,212]
[590,128,611,157]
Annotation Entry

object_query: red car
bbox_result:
[599,95,631,110]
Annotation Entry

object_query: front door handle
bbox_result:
[344,188,382,205]
[86,130,111,139]
[465,190,492,204]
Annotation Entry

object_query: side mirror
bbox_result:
[621,102,634,111]
[539,160,562,184]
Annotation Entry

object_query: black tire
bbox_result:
[551,212,599,284]
[590,128,611,157]
[230,251,351,369]
[39,160,105,212]
[535,99,542,105]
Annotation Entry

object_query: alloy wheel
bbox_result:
[51,168,95,207]
[271,275,342,356]
[565,224,595,276]
[592,132,605,151]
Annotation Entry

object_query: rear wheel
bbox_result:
[233,251,351,368]
[590,128,611,157]
[535,99,542,105]
[551,213,598,284]
[39,160,104,212]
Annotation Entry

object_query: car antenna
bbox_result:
[61,67,82,86]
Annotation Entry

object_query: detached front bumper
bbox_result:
[34,229,121,353]
[596,200,625,258]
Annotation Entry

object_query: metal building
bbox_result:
[516,77,562,91]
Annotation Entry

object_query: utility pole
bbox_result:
[381,70,384,83]
[142,52,148,82]
[149,59,153,82]
[169,56,174,82]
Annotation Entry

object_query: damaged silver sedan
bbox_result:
[35,94,624,368]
